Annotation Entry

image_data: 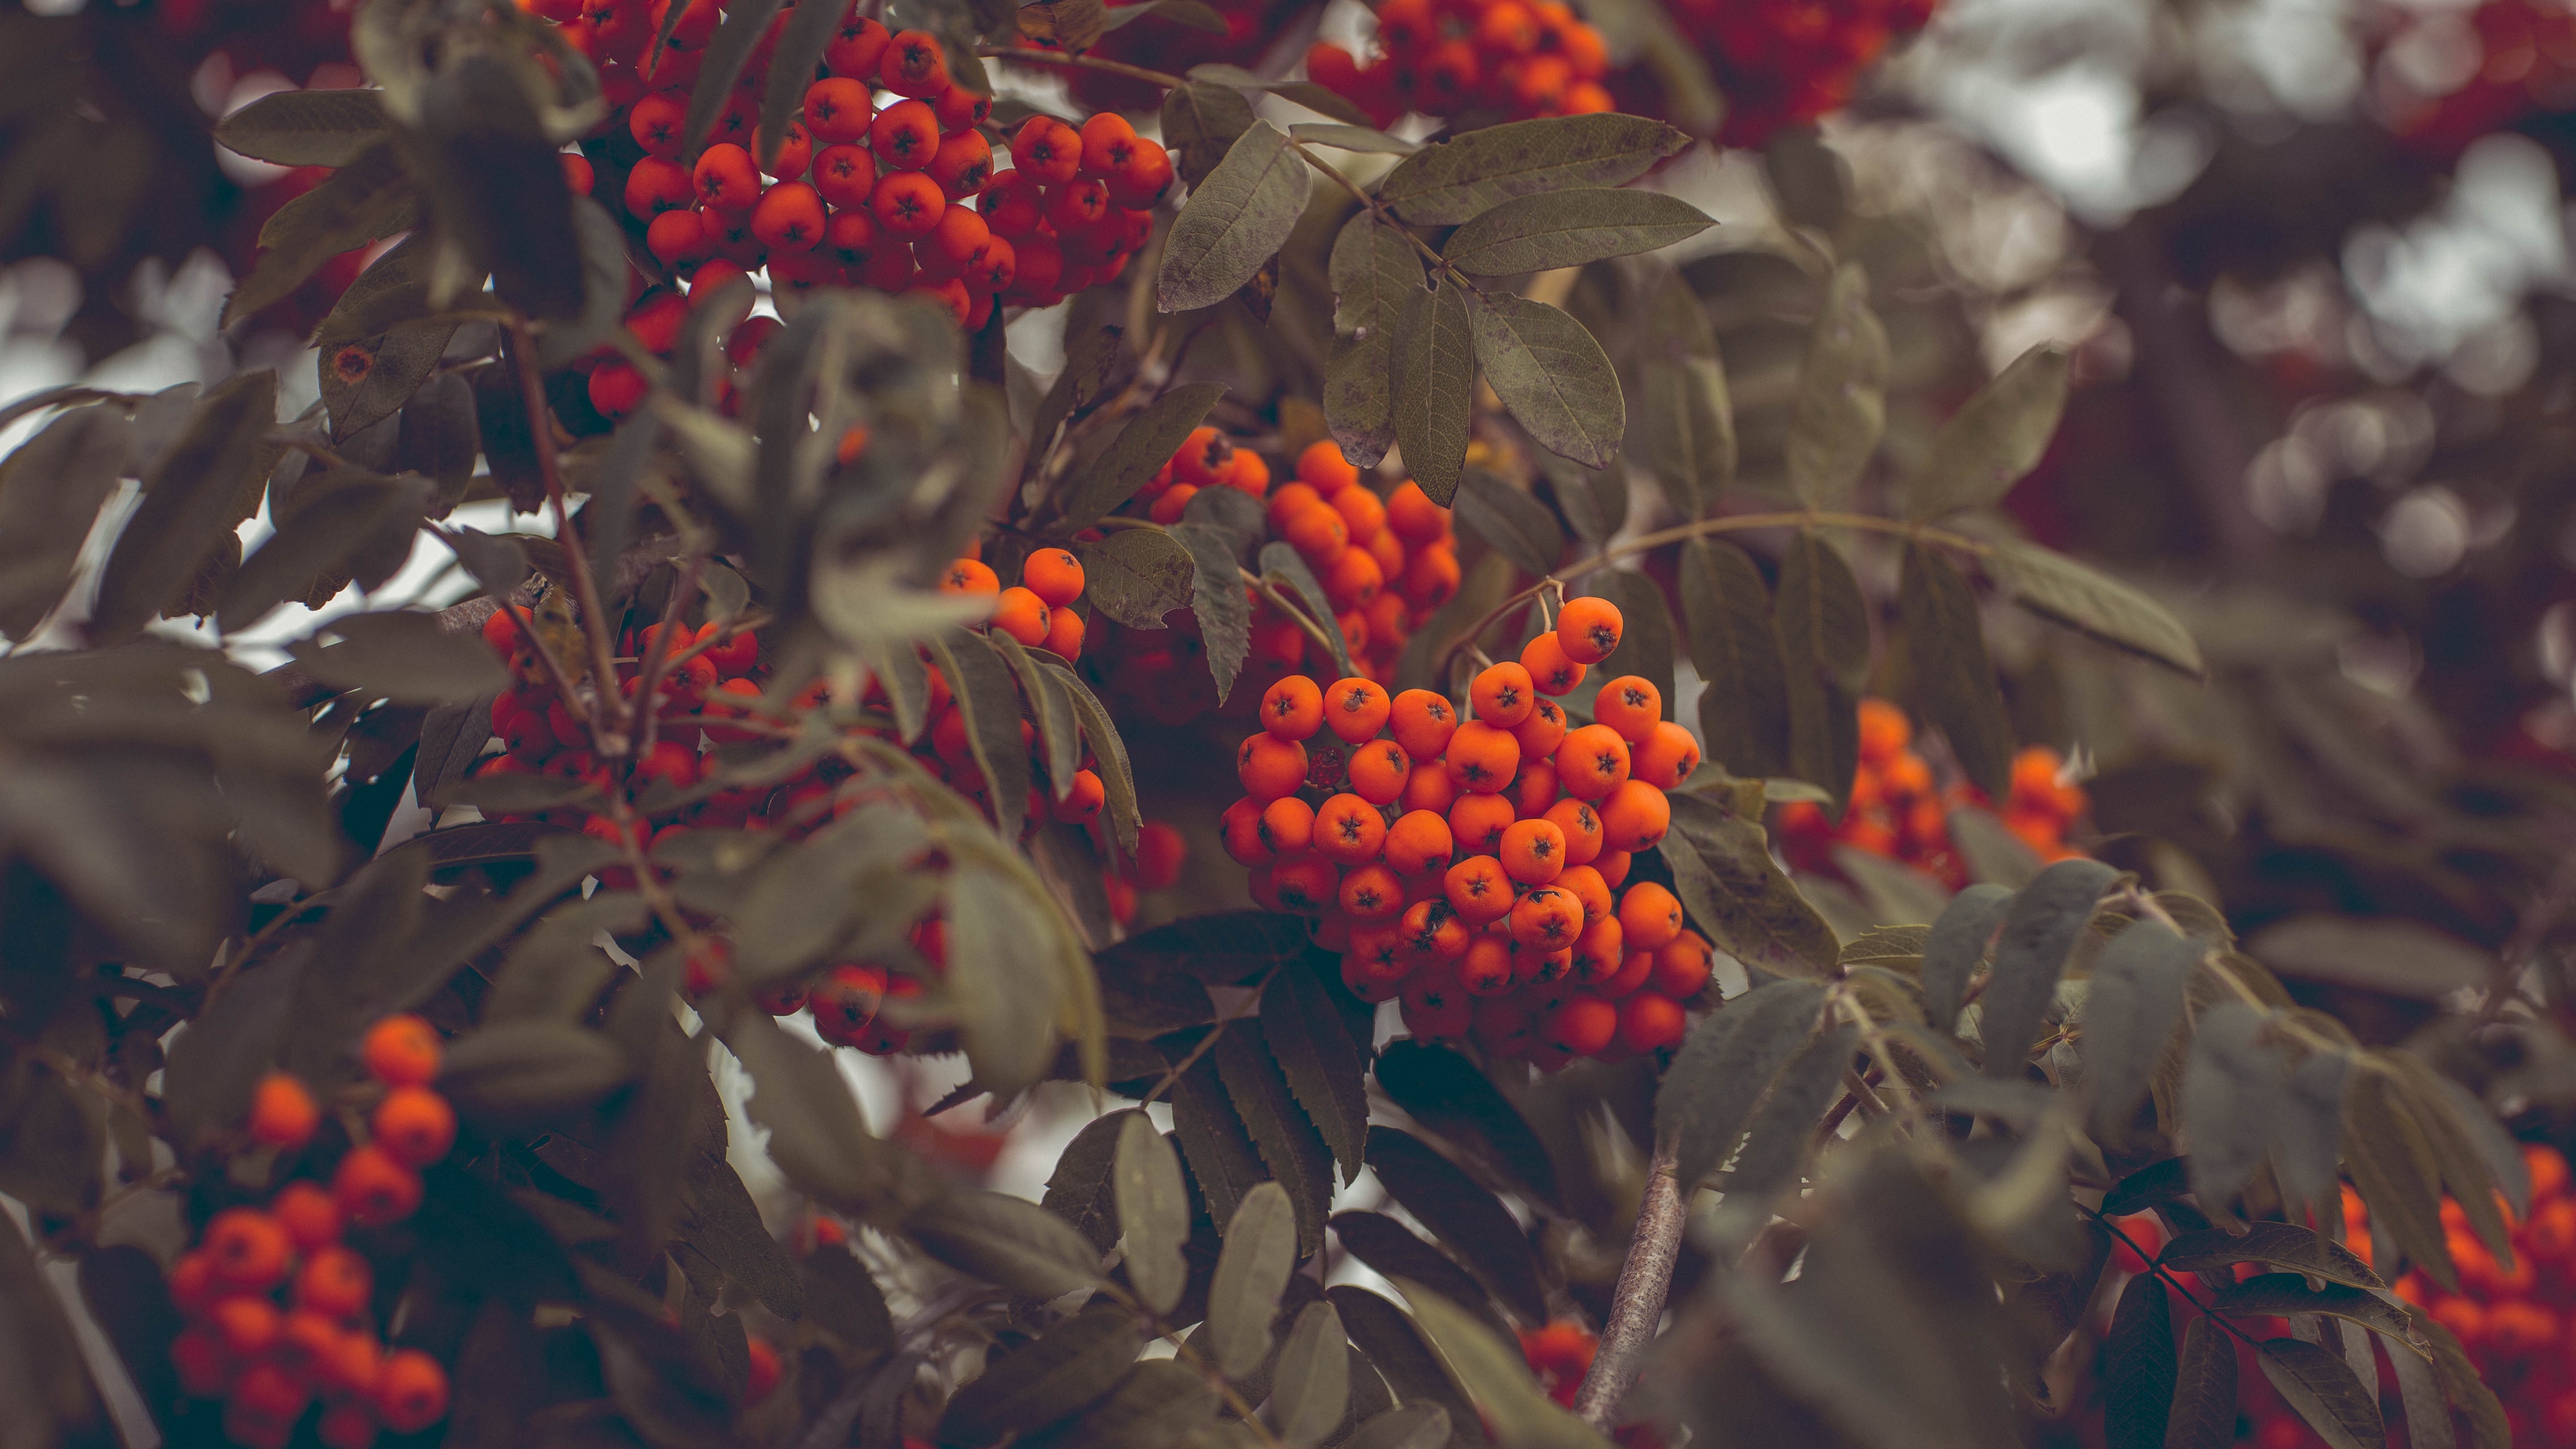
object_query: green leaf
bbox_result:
[1117,1111,1193,1316]
[2402,1059,2526,1251]
[718,1008,908,1214]
[681,0,787,158]
[0,405,132,638]
[1452,470,1562,578]
[2165,1317,2238,1449]
[1773,530,1867,812]
[1366,1129,1547,1324]
[2180,1002,2288,1212]
[2244,916,2491,1001]
[1714,1023,1858,1232]
[1060,382,1227,534]
[2386,1313,2457,1449]
[1328,1287,1489,1444]
[1162,80,1258,190]
[1344,1405,1454,1449]
[1041,659,1144,852]
[1977,858,2114,1077]
[1292,122,1419,154]
[1262,965,1371,1182]
[2102,1271,2176,1449]
[223,471,433,633]
[2082,918,2200,1139]
[1908,343,2071,519]
[1544,454,1629,545]
[945,864,1066,1093]
[1896,543,2014,802]
[1159,120,1312,313]
[1172,520,1252,705]
[1330,1212,1500,1331]
[1658,793,1839,978]
[1259,540,1358,681]
[2153,1217,2369,1284]
[759,0,843,174]
[225,144,420,326]
[1377,113,1691,225]
[925,627,1034,841]
[2218,1277,2424,1355]
[940,1307,1145,1446]
[1034,1359,1218,1449]
[1402,1286,1612,1448]
[1325,214,1424,470]
[1980,539,2204,678]
[1184,64,1374,125]
[2257,1338,2387,1449]
[1105,0,1229,33]
[1271,1302,1353,1447]
[910,1189,1104,1297]
[1102,911,1316,983]
[800,1245,894,1351]
[536,198,632,369]
[1678,539,1788,778]
[415,52,583,320]
[1591,568,1677,717]
[1216,1020,1338,1254]
[992,629,1082,798]
[1210,1181,1300,1378]
[1169,1042,1269,1232]
[677,1150,804,1320]
[1782,263,1887,511]
[437,1020,633,1124]
[1393,278,1475,506]
[1372,1041,1559,1208]
[1640,354,1733,521]
[1032,327,1124,462]
[216,87,389,166]
[1656,979,1825,1189]
[290,609,514,705]
[1077,527,1196,629]
[93,369,276,642]
[1442,189,1713,275]
[2418,1312,2510,1449]
[1465,289,1623,471]
[1945,805,2045,889]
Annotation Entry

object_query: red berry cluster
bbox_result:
[1774,698,2087,890]
[467,550,1141,1051]
[1096,439,1462,728]
[165,1018,458,1449]
[1652,0,1937,146]
[532,0,1167,336]
[1521,1322,1664,1446]
[1220,600,1715,1069]
[1303,0,1614,130]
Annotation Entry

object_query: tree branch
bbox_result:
[1571,1140,1686,1430]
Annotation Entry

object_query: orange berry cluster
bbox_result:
[535,0,1164,404]
[1774,698,2086,889]
[166,1018,457,1449]
[1657,0,1938,146]
[1220,600,1716,1068]
[1303,0,1614,128]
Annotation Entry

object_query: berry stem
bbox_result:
[504,311,631,754]
[1571,1138,1686,1430]
[1239,566,1340,663]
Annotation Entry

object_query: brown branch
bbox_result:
[505,313,631,753]
[1570,1140,1686,1430]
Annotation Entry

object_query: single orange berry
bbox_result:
[1617,881,1682,952]
[1633,720,1701,789]
[333,1144,424,1228]
[1521,629,1586,695]
[1298,439,1361,494]
[1262,674,1326,740]
[1258,796,1316,856]
[371,1085,458,1169]
[1313,793,1390,864]
[1383,809,1455,875]
[270,1181,341,1251]
[360,1015,442,1088]
[991,586,1051,646]
[294,1244,374,1321]
[1510,885,1584,950]
[1544,995,1619,1056]
[1389,689,1458,759]
[1592,675,1662,743]
[1554,861,1612,924]
[1555,596,1623,664]
[1324,677,1394,743]
[1469,661,1536,728]
[248,1073,321,1149]
[941,557,1001,594]
[1498,817,1567,885]
[1553,724,1631,801]
[1040,604,1085,661]
[1512,696,1568,760]
[1444,855,1514,924]
[1544,798,1604,865]
[1237,733,1309,801]
[1448,791,1518,858]
[1597,777,1672,853]
[376,1348,451,1434]
[203,1208,293,1292]
[1442,720,1521,795]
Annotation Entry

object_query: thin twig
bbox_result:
[1137,971,1276,1108]
[1240,567,1338,662]
[1570,1139,1686,1430]
[505,313,629,753]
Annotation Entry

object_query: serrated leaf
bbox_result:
[1077,526,1195,629]
[926,627,1034,841]
[1441,189,1713,276]
[1210,1181,1299,1378]
[909,1189,1104,1297]
[1041,659,1142,853]
[1102,911,1316,983]
[1373,1041,1558,1208]
[1330,1212,1499,1331]
[2084,918,2200,1138]
[800,1245,894,1350]
[1655,977,1825,1189]
[1035,1358,1218,1449]
[1258,540,1358,680]
[1715,1022,1857,1232]
[415,52,582,320]
[1270,1302,1352,1447]
[216,87,389,166]
[1783,263,1886,512]
[1452,469,1562,578]
[2245,916,2491,1001]
[1658,793,1839,977]
[1678,539,1788,777]
[1216,1020,1337,1254]
[1393,278,1474,506]
[225,145,420,325]
[93,370,276,642]
[1262,966,1371,1181]
[1909,343,2070,519]
[1982,539,2204,678]
[1032,327,1123,462]
[1978,857,2114,1077]
[1162,80,1257,190]
[438,1020,633,1122]
[1774,529,1866,812]
[2344,1069,2458,1291]
[1896,543,2015,802]
[2257,1338,2386,1449]
[681,0,787,158]
[1169,1043,1270,1235]
[677,1150,803,1320]
[2104,1273,2176,1449]
[941,1307,1143,1444]
[2165,1316,2237,1449]
[1466,289,1623,470]
[1116,1112,1191,1316]
[2216,1276,2422,1354]
[1328,1287,1489,1445]
[2419,1312,2509,1449]
[1366,1130,1547,1324]
[945,864,1064,1093]
[1292,122,1418,153]
[2386,1314,2456,1449]
[1172,521,1252,705]
[1326,214,1424,469]
[0,405,131,637]
[223,471,433,633]
[717,1009,908,1214]
[759,0,843,173]
[1159,120,1311,313]
[992,629,1083,798]
[1377,113,1690,225]
[1060,382,1226,533]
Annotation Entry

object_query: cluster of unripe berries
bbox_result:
[1221,598,1715,1067]
[166,1018,457,1449]
[1654,0,1938,146]
[1303,0,1615,129]
[534,0,1168,339]
[1773,698,2086,890]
